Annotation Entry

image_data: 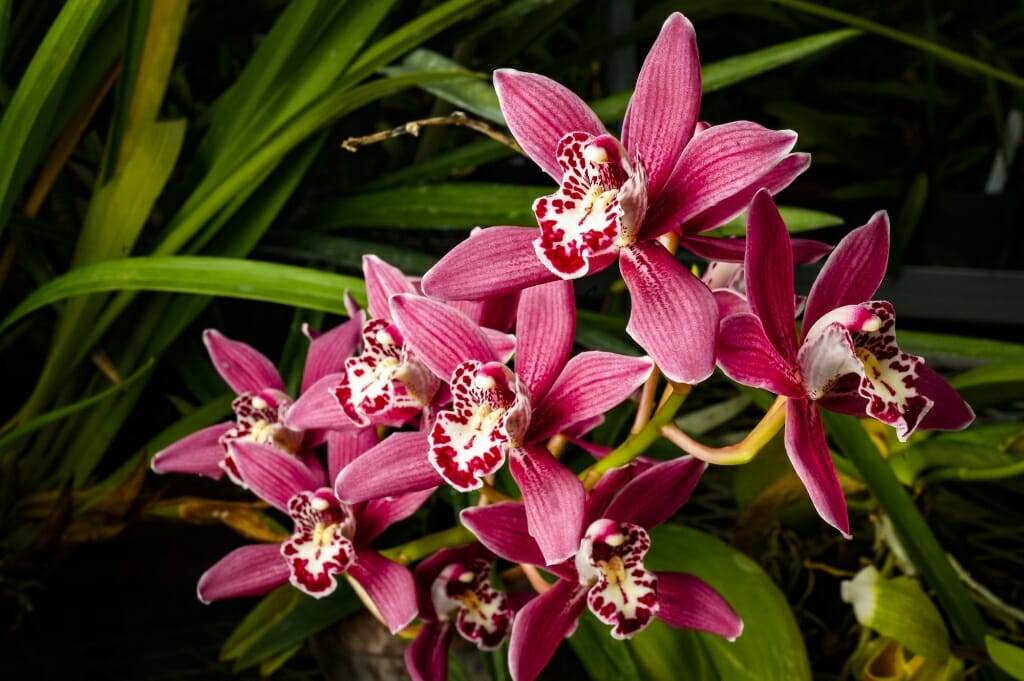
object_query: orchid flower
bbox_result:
[335,282,653,565]
[461,456,742,681]
[716,190,975,535]
[195,437,432,633]
[421,12,823,384]
[151,317,362,486]
[405,544,518,681]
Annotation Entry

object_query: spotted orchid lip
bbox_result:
[430,558,513,651]
[281,489,357,598]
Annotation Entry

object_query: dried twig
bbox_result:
[341,111,522,154]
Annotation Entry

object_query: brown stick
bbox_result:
[341,111,522,154]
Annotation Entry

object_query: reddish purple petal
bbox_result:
[717,314,804,397]
[421,226,558,301]
[334,431,440,503]
[619,242,717,384]
[530,351,653,442]
[326,426,378,482]
[652,123,799,234]
[509,445,585,565]
[654,572,743,640]
[357,488,436,544]
[150,422,232,478]
[301,313,364,392]
[603,456,706,529]
[460,502,547,568]
[389,294,498,381]
[405,621,453,681]
[348,548,418,634]
[482,328,517,363]
[494,68,606,182]
[803,211,890,333]
[364,254,418,321]
[917,365,975,432]
[230,441,323,513]
[713,289,749,320]
[622,12,701,197]
[203,329,285,394]
[197,544,289,604]
[286,373,349,430]
[746,190,797,360]
[784,398,850,537]
[508,578,589,681]
[515,280,576,401]
[449,290,521,332]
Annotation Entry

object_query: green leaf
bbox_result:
[570,613,647,681]
[899,331,1024,365]
[890,434,1017,486]
[0,0,107,238]
[711,206,844,236]
[311,183,548,230]
[987,636,1024,681]
[392,49,502,123]
[0,256,366,334]
[221,586,303,662]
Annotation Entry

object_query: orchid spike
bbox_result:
[462,456,741,681]
[422,12,816,383]
[196,440,431,634]
[151,323,361,486]
[716,190,975,536]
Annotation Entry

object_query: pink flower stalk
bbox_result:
[335,282,653,565]
[195,438,432,634]
[461,457,742,681]
[421,12,818,384]
[405,544,517,681]
[716,190,975,536]
[151,317,363,485]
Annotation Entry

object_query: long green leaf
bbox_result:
[1,257,366,334]
[987,636,1024,681]
[0,0,107,238]
[391,49,503,123]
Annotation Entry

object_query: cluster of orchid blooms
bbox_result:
[151,12,975,681]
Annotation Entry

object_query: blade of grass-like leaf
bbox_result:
[820,411,995,672]
[767,0,1024,89]
[310,182,547,230]
[358,139,511,190]
[221,586,303,662]
[711,206,843,236]
[899,331,1024,366]
[260,233,437,275]
[0,1,11,71]
[1,256,366,334]
[0,0,107,239]
[0,359,153,458]
[390,49,502,123]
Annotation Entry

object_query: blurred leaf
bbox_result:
[221,585,303,661]
[570,612,647,680]
[575,309,639,356]
[890,428,1020,486]
[675,394,751,436]
[1,256,367,334]
[891,172,928,264]
[146,497,288,542]
[987,636,1024,681]
[712,206,844,236]
[393,49,502,123]
[899,331,1024,365]
[261,233,437,275]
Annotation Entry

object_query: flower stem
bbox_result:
[661,395,787,465]
[380,525,476,565]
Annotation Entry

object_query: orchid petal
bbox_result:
[622,12,701,197]
[494,68,607,182]
[301,313,364,392]
[347,548,418,634]
[717,314,804,397]
[797,305,875,400]
[422,226,559,301]
[482,328,517,363]
[229,441,322,513]
[784,398,850,537]
[405,621,453,681]
[460,503,547,568]
[713,289,750,320]
[654,572,743,641]
[515,280,575,401]
[150,422,232,478]
[530,351,653,442]
[197,544,289,604]
[681,230,830,266]
[917,365,975,432]
[389,294,498,381]
[619,242,717,384]
[653,122,799,233]
[803,211,890,332]
[746,190,797,358]
[358,488,436,544]
[203,329,285,394]
[509,445,585,565]
[603,456,706,529]
[326,426,378,483]
[363,254,418,320]
[285,373,348,430]
[449,290,520,332]
[508,578,589,681]
[334,431,439,503]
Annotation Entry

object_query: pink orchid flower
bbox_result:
[461,456,742,681]
[421,12,819,384]
[405,544,519,681]
[716,189,975,536]
[151,314,363,485]
[335,282,653,565]
[195,437,433,634]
